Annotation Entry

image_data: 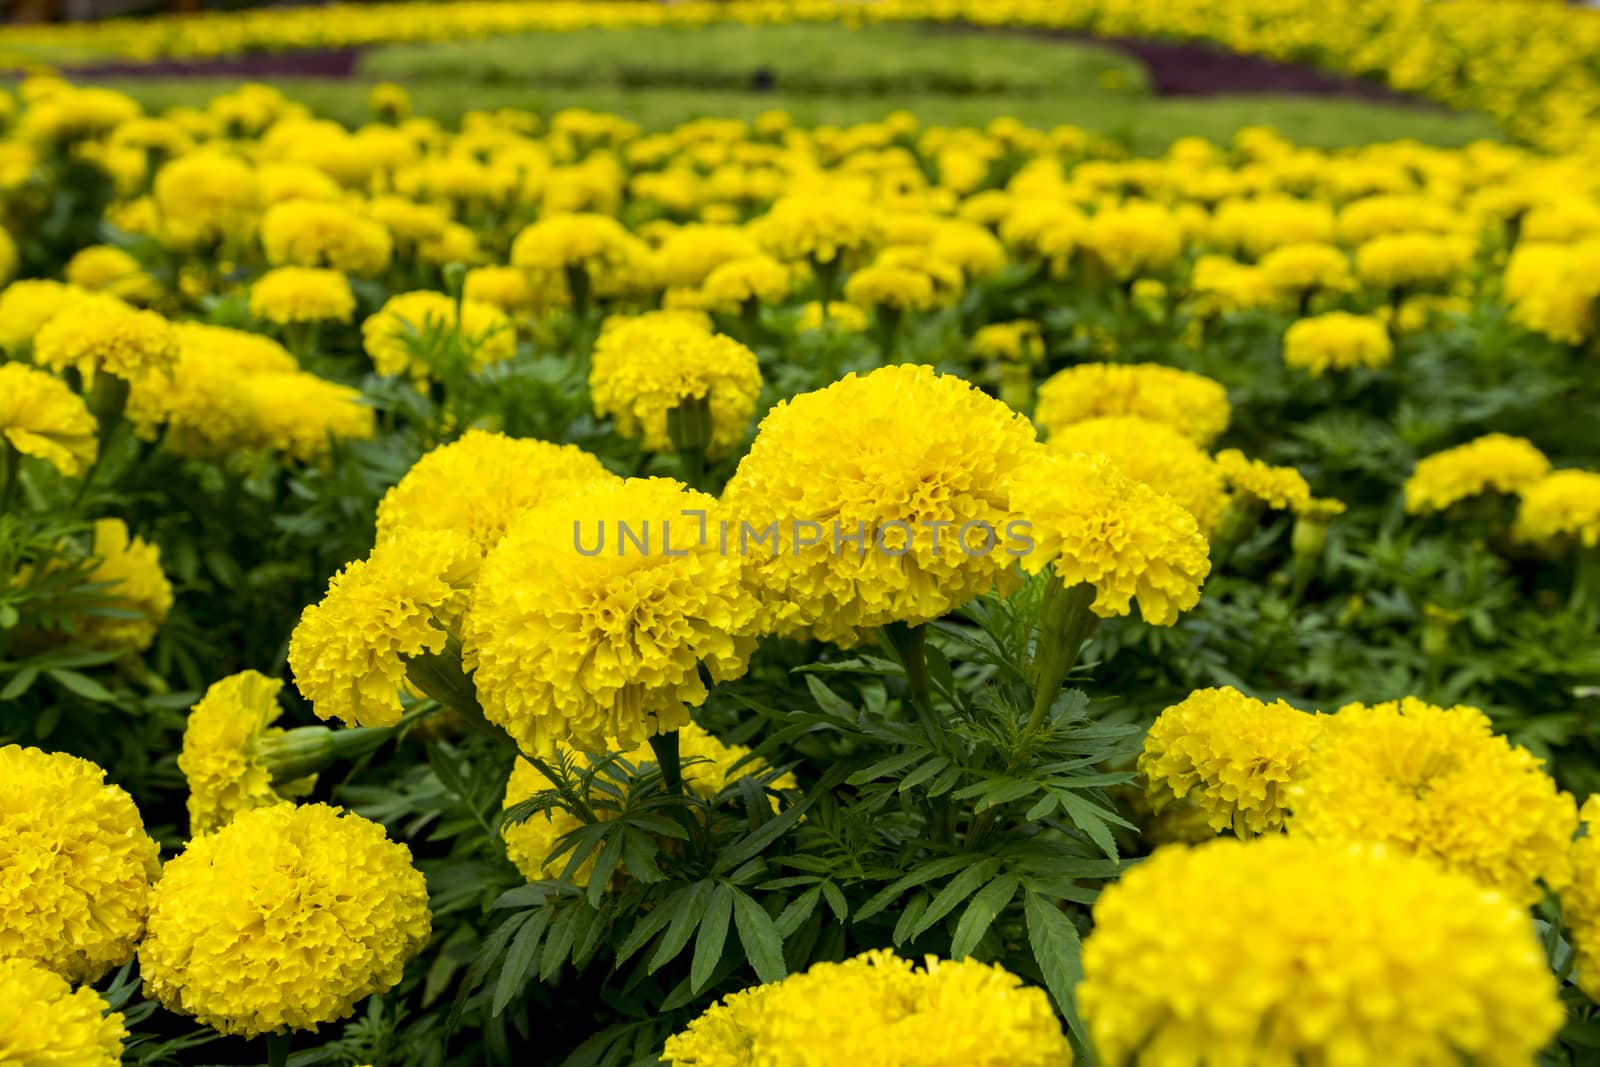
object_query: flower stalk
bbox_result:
[1028,578,1099,732]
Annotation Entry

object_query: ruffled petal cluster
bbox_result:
[0,957,126,1066]
[1282,311,1393,376]
[1080,837,1562,1067]
[662,950,1071,1067]
[0,363,97,476]
[139,803,431,1037]
[1405,433,1552,514]
[1035,362,1230,447]
[32,292,177,381]
[362,290,516,378]
[1214,449,1313,513]
[1046,415,1227,533]
[77,518,174,653]
[249,265,356,325]
[1514,468,1600,548]
[0,745,160,983]
[179,670,313,836]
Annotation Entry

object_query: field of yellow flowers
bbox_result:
[3,2,1600,1065]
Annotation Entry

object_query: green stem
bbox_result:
[265,1032,291,1067]
[1028,579,1099,732]
[667,394,713,491]
[648,729,684,797]
[876,306,904,363]
[882,621,940,748]
[0,442,18,515]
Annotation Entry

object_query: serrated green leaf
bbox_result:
[732,890,786,984]
[774,884,821,938]
[0,666,38,701]
[691,883,734,992]
[856,855,972,922]
[46,668,113,702]
[950,874,1019,959]
[648,880,712,974]
[1025,892,1089,1053]
[910,858,1002,940]
[490,911,547,1016]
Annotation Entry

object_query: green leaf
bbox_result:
[586,830,626,908]
[820,881,849,923]
[774,884,822,937]
[616,887,688,966]
[950,874,1019,959]
[46,668,114,702]
[910,858,1002,940]
[648,880,713,974]
[804,674,856,719]
[1055,791,1126,861]
[892,892,929,946]
[1025,892,1089,1053]
[856,855,972,922]
[731,889,786,984]
[491,910,548,1016]
[691,883,734,993]
[845,751,925,786]
[897,756,951,792]
[541,905,580,982]
[0,666,38,701]
[712,791,810,875]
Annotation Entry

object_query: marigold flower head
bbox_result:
[64,244,160,304]
[1210,196,1334,257]
[1214,449,1313,513]
[1289,698,1577,905]
[755,192,882,266]
[0,956,126,1066]
[18,86,140,145]
[139,803,431,1037]
[126,323,298,455]
[250,266,356,326]
[723,365,1039,644]
[1513,468,1600,549]
[1355,231,1474,290]
[1258,242,1353,293]
[1282,311,1392,376]
[589,313,762,459]
[1405,434,1552,515]
[260,198,393,276]
[74,518,173,653]
[1189,255,1276,315]
[1047,416,1227,533]
[1080,836,1562,1067]
[1081,201,1182,281]
[290,530,477,728]
[375,430,615,561]
[1562,798,1600,1003]
[510,212,638,283]
[464,264,541,314]
[179,670,317,836]
[795,300,868,333]
[0,279,79,350]
[466,478,758,753]
[0,363,97,477]
[153,151,261,251]
[699,255,793,313]
[929,219,1007,280]
[0,745,160,983]
[1035,363,1230,448]
[244,372,376,462]
[662,950,1071,1067]
[1011,451,1211,626]
[652,224,764,289]
[32,293,177,382]
[972,321,1043,363]
[362,290,515,378]
[1140,686,1320,835]
[844,262,938,312]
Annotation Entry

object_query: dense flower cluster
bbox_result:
[76,518,174,653]
[0,745,160,983]
[178,670,315,835]
[0,957,126,1066]
[1514,469,1600,549]
[1080,837,1562,1066]
[362,290,516,378]
[0,363,97,477]
[1282,310,1393,376]
[1289,698,1577,904]
[1563,799,1600,1003]
[662,950,1072,1066]
[1035,363,1230,447]
[1140,686,1321,835]
[1047,416,1227,533]
[1405,434,1552,514]
[140,803,431,1037]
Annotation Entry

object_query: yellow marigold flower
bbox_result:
[32,294,177,382]
[0,957,126,1066]
[464,265,541,314]
[1282,311,1393,376]
[1257,241,1353,294]
[589,313,762,459]
[249,266,356,326]
[245,372,375,462]
[1355,231,1474,291]
[75,519,173,653]
[0,279,78,350]
[260,198,393,276]
[723,365,1039,644]
[257,162,343,205]
[18,86,140,145]
[1290,698,1576,905]
[1140,686,1321,835]
[362,290,515,378]
[375,429,615,560]
[1405,434,1552,515]
[662,950,1071,1067]
[502,722,793,885]
[652,224,764,289]
[874,246,966,307]
[1210,196,1334,257]
[509,212,637,283]
[0,363,97,477]
[1081,201,1182,281]
[0,745,160,983]
[153,151,261,251]
[1046,416,1227,533]
[368,81,411,122]
[699,255,793,313]
[1011,451,1211,626]
[755,192,883,267]
[289,530,477,728]
[929,220,1007,280]
[972,321,1043,363]
[1080,836,1561,1067]
[140,803,431,1038]
[843,262,937,312]
[1189,255,1276,315]
[64,245,159,304]
[1214,449,1312,513]
[125,324,298,457]
[1513,469,1600,549]
[179,670,316,836]
[465,478,758,753]
[1035,363,1230,448]
[1562,798,1600,1003]
[795,300,868,332]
